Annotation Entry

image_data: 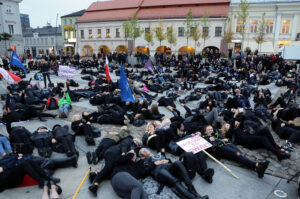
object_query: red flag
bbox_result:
[0,68,22,84]
[105,56,111,83]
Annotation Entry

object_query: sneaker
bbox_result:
[281,141,294,152]
[86,152,92,164]
[123,115,130,125]
[277,151,291,161]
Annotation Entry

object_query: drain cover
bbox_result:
[274,190,287,198]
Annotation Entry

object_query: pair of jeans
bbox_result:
[42,72,51,88]
[59,103,71,115]
[0,137,12,155]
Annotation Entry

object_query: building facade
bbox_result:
[20,13,30,30]
[0,0,24,56]
[23,25,63,57]
[61,9,85,56]
[76,0,230,56]
[229,0,300,53]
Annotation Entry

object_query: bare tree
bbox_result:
[154,19,166,53]
[191,23,201,53]
[237,0,250,51]
[166,25,177,53]
[254,13,267,53]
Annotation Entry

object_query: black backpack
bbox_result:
[46,97,59,110]
[9,126,34,154]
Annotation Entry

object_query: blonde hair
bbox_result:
[72,114,82,122]
[221,124,228,136]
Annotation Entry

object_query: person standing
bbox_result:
[40,59,52,88]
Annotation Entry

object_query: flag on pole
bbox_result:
[120,66,135,103]
[11,50,26,74]
[145,59,154,74]
[0,68,22,84]
[105,56,111,83]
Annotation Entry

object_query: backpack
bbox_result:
[46,97,59,110]
[9,126,34,154]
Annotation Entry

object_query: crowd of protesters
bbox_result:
[0,47,300,199]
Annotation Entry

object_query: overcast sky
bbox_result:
[19,0,104,28]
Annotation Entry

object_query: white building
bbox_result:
[230,0,300,53]
[76,0,231,56]
[0,0,24,56]
[23,25,63,57]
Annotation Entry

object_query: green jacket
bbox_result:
[104,129,131,143]
[58,92,72,107]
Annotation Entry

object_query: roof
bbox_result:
[61,9,86,18]
[231,0,300,3]
[77,0,230,23]
[23,26,62,37]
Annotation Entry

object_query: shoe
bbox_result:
[202,168,214,183]
[86,152,92,164]
[256,165,266,178]
[123,115,130,125]
[39,117,47,122]
[281,141,294,152]
[66,151,73,157]
[259,160,269,171]
[277,151,291,161]
[92,152,98,165]
[89,172,96,183]
[59,112,64,118]
[88,184,98,197]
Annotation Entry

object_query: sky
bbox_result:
[19,0,105,28]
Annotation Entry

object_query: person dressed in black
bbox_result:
[139,148,208,199]
[52,124,77,157]
[40,59,52,88]
[71,114,96,146]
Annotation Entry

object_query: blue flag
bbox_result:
[11,50,26,73]
[120,66,135,103]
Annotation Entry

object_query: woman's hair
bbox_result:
[145,122,155,132]
[72,114,82,122]
[221,124,228,136]
[141,100,148,109]
[204,125,213,133]
[150,104,160,114]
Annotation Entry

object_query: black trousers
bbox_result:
[277,127,300,143]
[42,72,51,88]
[56,135,76,154]
[95,138,116,161]
[94,151,119,184]
[217,144,256,170]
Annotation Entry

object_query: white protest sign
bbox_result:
[58,65,75,79]
[177,135,212,154]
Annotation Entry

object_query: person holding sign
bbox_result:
[203,125,269,178]
[58,81,72,118]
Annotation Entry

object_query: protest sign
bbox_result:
[177,135,212,154]
[58,65,75,79]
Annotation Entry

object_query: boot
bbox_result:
[201,168,214,183]
[52,155,77,168]
[88,184,98,197]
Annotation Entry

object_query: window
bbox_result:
[41,38,44,44]
[215,27,222,37]
[80,30,84,39]
[178,27,184,37]
[106,29,110,38]
[250,20,258,33]
[266,20,274,33]
[88,29,92,38]
[64,19,67,25]
[6,5,12,13]
[70,30,74,39]
[116,28,120,38]
[236,20,243,33]
[51,38,54,45]
[97,29,102,38]
[8,25,14,34]
[190,27,196,36]
[203,27,209,37]
[282,20,290,34]
[69,19,72,24]
[45,38,48,44]
[37,38,39,44]
[64,30,68,40]
[145,27,150,34]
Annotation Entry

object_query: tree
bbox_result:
[237,0,250,51]
[200,12,210,49]
[144,23,154,55]
[154,19,166,53]
[122,13,143,54]
[223,13,234,56]
[191,23,201,53]
[0,33,12,56]
[254,13,267,53]
[184,8,194,47]
[166,25,177,53]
